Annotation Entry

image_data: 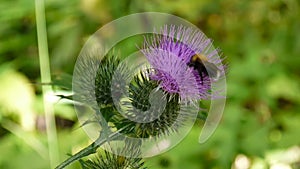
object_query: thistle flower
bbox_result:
[58,25,224,169]
[112,70,182,138]
[95,53,122,106]
[141,25,224,100]
[80,144,146,169]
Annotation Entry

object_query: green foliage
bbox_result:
[0,0,300,168]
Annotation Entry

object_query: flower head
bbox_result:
[141,25,224,100]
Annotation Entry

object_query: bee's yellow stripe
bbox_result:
[192,54,208,62]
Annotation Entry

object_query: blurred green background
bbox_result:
[1,0,300,168]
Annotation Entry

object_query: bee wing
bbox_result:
[204,62,220,79]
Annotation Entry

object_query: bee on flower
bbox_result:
[140,25,226,101]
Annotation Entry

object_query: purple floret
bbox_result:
[141,25,223,100]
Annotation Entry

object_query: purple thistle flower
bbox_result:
[141,25,224,100]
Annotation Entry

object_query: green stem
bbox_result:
[35,0,59,168]
[55,142,99,169]
[55,132,119,169]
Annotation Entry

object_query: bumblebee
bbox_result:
[188,54,220,80]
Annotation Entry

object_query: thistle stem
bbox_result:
[55,132,119,169]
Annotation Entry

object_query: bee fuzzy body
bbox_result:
[188,54,220,81]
